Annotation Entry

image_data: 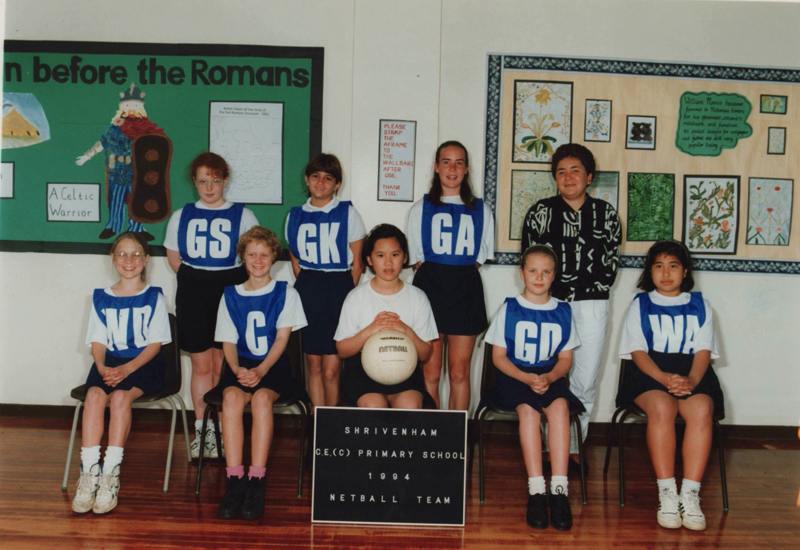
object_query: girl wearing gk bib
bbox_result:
[72,232,171,515]
[618,240,722,532]
[214,226,307,520]
[335,224,438,409]
[286,154,365,408]
[485,245,581,531]
[164,152,258,458]
[407,141,495,410]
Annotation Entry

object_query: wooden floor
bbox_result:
[1,411,798,549]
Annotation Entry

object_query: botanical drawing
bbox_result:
[509,170,556,240]
[627,173,675,241]
[746,178,792,246]
[767,127,786,155]
[588,171,619,211]
[684,176,739,254]
[513,80,572,163]
[584,99,611,142]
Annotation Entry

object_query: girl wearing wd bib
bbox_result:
[335,224,439,409]
[72,233,171,515]
[484,245,582,531]
[618,240,723,531]
[407,141,495,410]
[164,152,258,459]
[285,154,366,408]
[214,226,307,520]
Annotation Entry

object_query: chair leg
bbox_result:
[715,420,729,512]
[61,402,83,491]
[175,395,192,462]
[195,406,213,495]
[603,408,623,477]
[573,415,587,505]
[162,398,178,493]
[617,412,628,508]
[478,417,486,504]
[296,407,308,498]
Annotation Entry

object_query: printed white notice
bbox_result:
[379,120,416,201]
[1,162,14,198]
[210,101,283,204]
[46,183,100,222]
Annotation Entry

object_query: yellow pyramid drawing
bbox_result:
[3,107,40,138]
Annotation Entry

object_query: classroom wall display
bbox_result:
[484,54,800,273]
[378,119,416,202]
[0,41,323,254]
[746,178,792,246]
[627,172,675,242]
[588,171,620,212]
[509,169,556,240]
[584,99,612,142]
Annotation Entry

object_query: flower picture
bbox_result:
[513,80,572,163]
[746,178,792,246]
[509,170,556,240]
[683,176,739,254]
[584,99,611,142]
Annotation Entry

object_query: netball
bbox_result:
[361,330,417,385]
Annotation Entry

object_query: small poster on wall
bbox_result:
[378,119,416,201]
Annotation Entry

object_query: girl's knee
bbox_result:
[358,394,387,408]
[251,390,276,408]
[448,363,469,385]
[222,388,246,410]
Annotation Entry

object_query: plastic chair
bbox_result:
[602,359,729,511]
[61,313,191,493]
[194,330,310,497]
[473,343,588,504]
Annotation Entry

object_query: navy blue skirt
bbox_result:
[294,269,353,355]
[85,353,164,395]
[616,351,724,413]
[176,263,247,353]
[487,364,584,414]
[341,353,435,408]
[217,355,300,399]
[412,262,487,335]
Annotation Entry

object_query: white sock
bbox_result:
[103,446,124,474]
[194,419,204,433]
[657,477,678,494]
[528,476,546,495]
[80,445,101,472]
[681,478,701,495]
[550,475,569,496]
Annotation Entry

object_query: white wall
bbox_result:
[2,0,798,425]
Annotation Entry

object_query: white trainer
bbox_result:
[93,465,121,514]
[657,487,682,529]
[190,429,202,459]
[680,488,707,531]
[71,463,101,513]
[204,426,221,459]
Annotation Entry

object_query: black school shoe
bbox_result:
[240,477,266,520]
[526,494,548,529]
[217,476,247,519]
[549,492,573,531]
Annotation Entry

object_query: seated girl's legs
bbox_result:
[190,348,223,420]
[107,387,144,447]
[305,353,324,407]
[321,354,342,406]
[388,390,423,410]
[516,404,544,477]
[634,390,679,478]
[249,388,278,468]
[422,337,444,408]
[542,398,570,477]
[677,394,713,482]
[445,334,477,411]
[82,387,111,446]
[221,387,250,467]
[357,393,390,408]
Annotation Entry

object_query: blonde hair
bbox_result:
[110,231,150,280]
[237,226,281,261]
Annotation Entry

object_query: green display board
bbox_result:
[1,40,323,254]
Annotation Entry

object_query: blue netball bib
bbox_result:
[421,196,484,265]
[93,286,163,359]
[638,292,706,355]
[177,203,243,268]
[286,201,350,270]
[223,281,287,361]
[502,298,572,370]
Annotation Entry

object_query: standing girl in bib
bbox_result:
[335,224,439,409]
[618,240,723,531]
[484,245,582,530]
[72,232,171,515]
[164,152,259,458]
[286,154,365,408]
[407,140,495,409]
[214,226,307,519]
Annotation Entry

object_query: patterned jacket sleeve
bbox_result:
[596,203,622,291]
[520,201,550,253]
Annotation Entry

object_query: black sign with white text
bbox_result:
[311,407,467,526]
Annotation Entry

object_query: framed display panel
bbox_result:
[0,40,323,254]
[484,54,800,273]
